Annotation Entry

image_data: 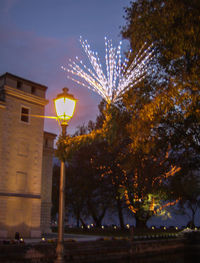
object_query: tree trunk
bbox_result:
[92,208,106,228]
[76,218,80,228]
[87,201,107,228]
[134,211,150,229]
[95,218,103,228]
[76,209,80,228]
[135,216,147,229]
[80,218,87,229]
[187,204,197,229]
[187,212,195,229]
[116,198,125,229]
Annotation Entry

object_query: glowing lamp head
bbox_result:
[54,87,77,124]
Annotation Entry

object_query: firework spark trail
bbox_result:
[62,37,154,104]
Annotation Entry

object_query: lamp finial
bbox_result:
[63,87,69,94]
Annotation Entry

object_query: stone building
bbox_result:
[0,72,56,238]
[41,131,56,234]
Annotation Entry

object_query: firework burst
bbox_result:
[62,37,153,104]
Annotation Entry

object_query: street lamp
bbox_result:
[54,87,77,263]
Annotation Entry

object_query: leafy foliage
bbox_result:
[53,0,200,229]
[120,0,200,226]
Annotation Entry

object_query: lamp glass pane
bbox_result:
[55,97,76,120]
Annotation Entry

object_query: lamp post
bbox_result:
[54,87,77,263]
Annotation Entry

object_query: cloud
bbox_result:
[0,24,101,135]
[0,23,81,81]
[1,0,19,15]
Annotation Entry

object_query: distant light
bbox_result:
[164,227,166,230]
[102,226,104,229]
[42,237,45,241]
[87,225,90,229]
[126,224,130,229]
[114,226,117,229]
[152,226,155,230]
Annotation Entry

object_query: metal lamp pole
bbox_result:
[55,124,67,263]
[54,88,77,263]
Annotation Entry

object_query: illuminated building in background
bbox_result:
[0,72,56,238]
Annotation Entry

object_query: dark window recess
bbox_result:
[45,139,48,147]
[17,81,22,89]
[0,89,5,101]
[21,107,29,123]
[31,86,36,94]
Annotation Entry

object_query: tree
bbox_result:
[170,172,200,228]
[94,104,131,229]
[122,0,200,118]
[123,1,200,74]
[56,94,184,228]
[97,100,180,228]
[66,163,88,228]
[56,1,200,226]
[118,134,181,228]
[64,123,113,228]
[120,0,200,227]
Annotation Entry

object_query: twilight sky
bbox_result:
[0,0,131,136]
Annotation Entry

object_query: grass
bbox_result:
[51,226,181,238]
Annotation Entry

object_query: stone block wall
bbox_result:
[0,73,49,238]
[41,132,56,233]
